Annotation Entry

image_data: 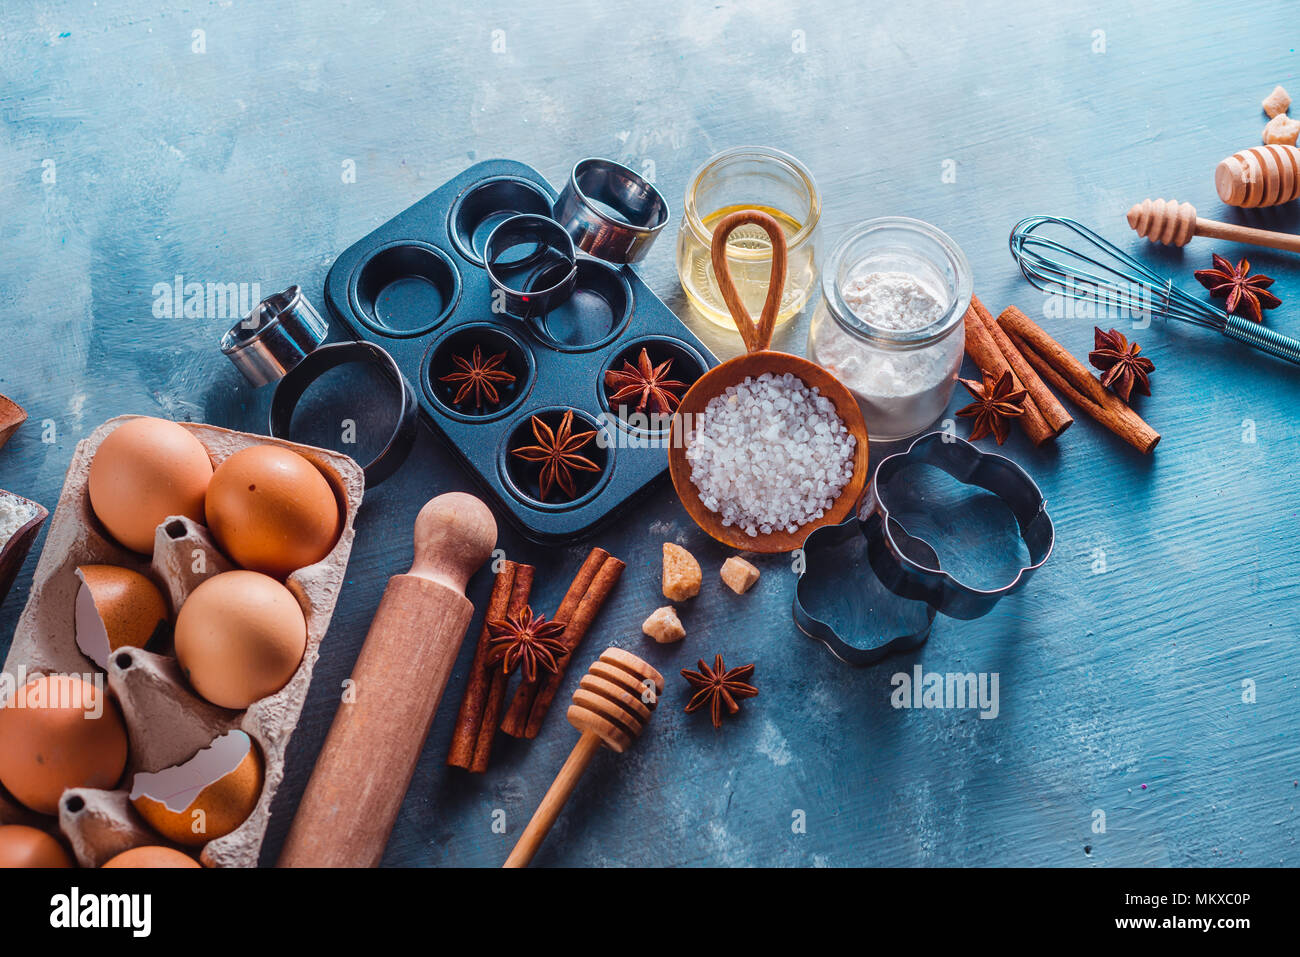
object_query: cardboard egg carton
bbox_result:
[0,415,364,867]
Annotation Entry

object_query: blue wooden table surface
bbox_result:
[1,0,1296,867]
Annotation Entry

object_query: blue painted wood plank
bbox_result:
[0,0,1296,867]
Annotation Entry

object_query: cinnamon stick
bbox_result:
[996,307,1160,454]
[468,564,533,773]
[447,561,519,770]
[500,548,624,739]
[964,297,1054,446]
[986,307,1074,437]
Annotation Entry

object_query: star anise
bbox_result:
[439,344,516,410]
[604,348,688,415]
[681,654,758,729]
[955,370,1026,445]
[1193,253,1280,323]
[1088,327,1154,402]
[510,410,601,502]
[486,606,568,683]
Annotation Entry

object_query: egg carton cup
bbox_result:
[0,415,364,867]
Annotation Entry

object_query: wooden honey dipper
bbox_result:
[1126,198,1300,253]
[1216,144,1300,208]
[503,647,664,867]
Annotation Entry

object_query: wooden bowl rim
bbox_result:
[668,350,870,553]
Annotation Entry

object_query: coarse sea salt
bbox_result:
[686,372,856,537]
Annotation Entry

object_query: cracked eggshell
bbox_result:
[74,565,169,669]
[0,675,129,814]
[0,824,74,867]
[87,417,213,555]
[102,845,200,868]
[130,730,262,846]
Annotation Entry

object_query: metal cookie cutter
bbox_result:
[220,285,329,386]
[794,432,1054,665]
[269,341,418,489]
[484,213,578,319]
[554,158,669,265]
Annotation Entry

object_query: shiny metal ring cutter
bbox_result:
[794,432,1054,666]
[221,285,329,387]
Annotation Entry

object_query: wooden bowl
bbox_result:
[0,492,48,608]
[667,210,869,553]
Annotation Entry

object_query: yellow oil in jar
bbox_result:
[676,204,817,331]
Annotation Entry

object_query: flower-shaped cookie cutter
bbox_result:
[794,432,1054,665]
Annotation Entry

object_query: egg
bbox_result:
[205,445,341,578]
[0,675,129,814]
[174,571,307,709]
[102,845,200,868]
[0,825,74,867]
[74,565,170,669]
[129,730,262,846]
[87,417,213,554]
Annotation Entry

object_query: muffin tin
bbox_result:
[323,159,716,540]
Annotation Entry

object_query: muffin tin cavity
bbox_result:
[322,158,717,540]
[501,407,612,510]
[600,336,707,434]
[450,176,554,265]
[350,241,460,337]
[425,322,533,421]
[527,257,632,351]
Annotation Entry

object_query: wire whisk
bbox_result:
[1009,215,1300,367]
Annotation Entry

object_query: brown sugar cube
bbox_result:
[642,606,685,644]
[1263,85,1291,118]
[1263,113,1300,146]
[720,556,760,594]
[662,542,701,601]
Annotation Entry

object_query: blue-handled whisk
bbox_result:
[1009,215,1300,367]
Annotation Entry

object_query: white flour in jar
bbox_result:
[809,270,963,439]
[841,270,945,333]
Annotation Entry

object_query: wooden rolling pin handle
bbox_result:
[1194,218,1300,254]
[278,492,497,868]
[503,731,603,869]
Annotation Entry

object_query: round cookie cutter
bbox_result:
[220,285,329,386]
[484,213,577,319]
[794,432,1054,665]
[269,341,418,489]
[554,158,669,265]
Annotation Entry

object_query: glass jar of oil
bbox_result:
[676,147,821,331]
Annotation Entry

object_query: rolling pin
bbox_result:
[1126,198,1300,253]
[279,492,496,868]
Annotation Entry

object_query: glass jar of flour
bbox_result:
[807,218,972,441]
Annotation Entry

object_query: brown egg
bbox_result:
[102,845,200,868]
[130,731,262,846]
[174,571,307,709]
[0,825,74,868]
[205,445,341,578]
[87,417,213,554]
[74,565,170,669]
[0,675,128,814]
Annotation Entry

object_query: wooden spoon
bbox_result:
[667,210,870,554]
